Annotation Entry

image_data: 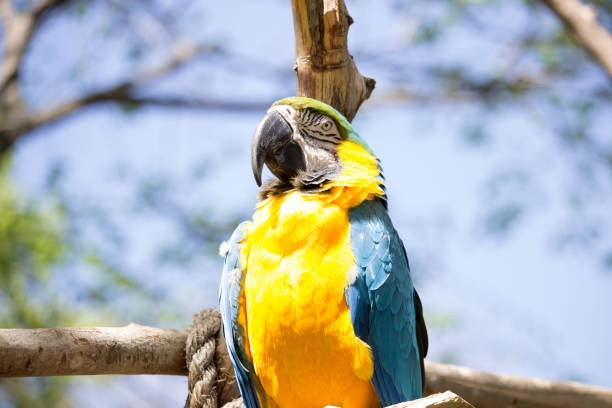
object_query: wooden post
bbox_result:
[290,0,375,121]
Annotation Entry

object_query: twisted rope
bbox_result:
[185,309,220,408]
[184,309,242,408]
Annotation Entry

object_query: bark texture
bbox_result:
[425,361,612,408]
[3,325,612,408]
[541,0,612,81]
[0,324,187,376]
[290,0,375,121]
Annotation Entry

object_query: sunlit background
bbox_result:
[1,0,611,406]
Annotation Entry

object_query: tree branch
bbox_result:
[106,96,270,112]
[1,13,35,97]
[2,326,612,408]
[1,0,73,158]
[0,3,223,156]
[290,0,375,121]
[541,0,612,81]
[14,93,269,133]
[0,324,187,376]
[0,40,212,150]
[1,0,70,92]
[0,0,15,22]
[424,361,612,408]
[31,0,69,20]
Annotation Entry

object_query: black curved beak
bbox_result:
[251,110,305,186]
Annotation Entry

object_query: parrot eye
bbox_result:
[321,121,332,131]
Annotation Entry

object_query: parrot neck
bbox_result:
[323,140,385,208]
[257,140,385,208]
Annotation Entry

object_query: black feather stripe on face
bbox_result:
[296,109,342,153]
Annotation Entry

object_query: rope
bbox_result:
[184,309,243,408]
[184,309,221,408]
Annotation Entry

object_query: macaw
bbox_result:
[219,97,428,408]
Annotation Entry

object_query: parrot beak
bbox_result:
[251,110,306,186]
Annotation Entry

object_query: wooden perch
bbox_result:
[425,361,612,408]
[3,325,612,408]
[290,0,375,121]
[0,324,187,376]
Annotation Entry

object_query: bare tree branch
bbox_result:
[1,0,74,158]
[1,14,35,92]
[1,12,38,151]
[541,0,612,81]
[0,40,213,151]
[108,96,270,112]
[24,39,203,121]
[16,93,268,133]
[424,361,612,408]
[31,0,69,20]
[1,0,70,92]
[2,325,612,408]
[0,0,223,156]
[0,0,15,22]
[0,325,187,377]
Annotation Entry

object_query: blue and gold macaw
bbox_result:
[219,97,428,408]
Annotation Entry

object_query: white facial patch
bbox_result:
[267,104,299,140]
[267,104,338,177]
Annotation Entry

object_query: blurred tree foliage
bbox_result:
[0,157,73,407]
[0,154,159,405]
[0,155,240,405]
[358,0,612,266]
[0,158,67,328]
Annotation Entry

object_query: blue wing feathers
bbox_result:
[219,222,262,408]
[372,350,400,406]
[346,283,370,341]
[347,199,423,405]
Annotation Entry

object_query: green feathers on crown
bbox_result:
[272,96,374,155]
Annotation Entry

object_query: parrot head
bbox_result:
[251,97,376,196]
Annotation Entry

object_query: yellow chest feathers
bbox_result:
[241,191,376,407]
[238,141,384,408]
[244,190,356,328]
